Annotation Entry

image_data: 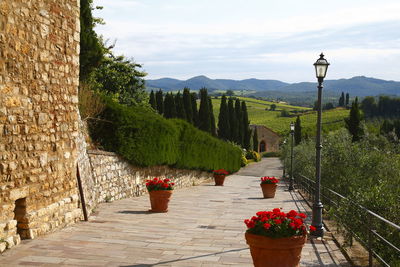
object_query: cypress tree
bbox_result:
[163,93,177,119]
[242,101,251,150]
[149,90,156,110]
[345,93,350,107]
[339,92,345,107]
[294,116,302,145]
[191,93,199,127]
[228,98,238,142]
[253,128,259,152]
[235,99,243,146]
[198,88,211,133]
[156,89,164,114]
[218,95,230,140]
[175,91,187,120]
[209,97,217,136]
[183,88,193,124]
[345,97,364,142]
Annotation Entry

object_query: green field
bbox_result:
[211,96,349,136]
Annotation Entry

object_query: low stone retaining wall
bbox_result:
[85,150,213,209]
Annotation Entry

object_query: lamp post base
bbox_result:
[311,202,324,237]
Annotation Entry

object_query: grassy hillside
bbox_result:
[211,96,349,136]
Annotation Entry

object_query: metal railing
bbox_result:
[293,174,400,267]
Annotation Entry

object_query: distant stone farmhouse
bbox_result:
[250,125,280,153]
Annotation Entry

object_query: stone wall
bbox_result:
[250,125,281,153]
[86,150,213,205]
[0,0,82,253]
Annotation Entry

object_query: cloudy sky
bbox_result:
[93,0,400,83]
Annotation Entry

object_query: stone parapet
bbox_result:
[86,150,213,204]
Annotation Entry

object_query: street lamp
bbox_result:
[312,53,330,237]
[288,122,295,190]
[282,139,287,177]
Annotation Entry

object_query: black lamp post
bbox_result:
[311,53,330,237]
[282,139,287,177]
[288,122,295,191]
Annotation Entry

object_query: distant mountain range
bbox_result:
[146,75,400,97]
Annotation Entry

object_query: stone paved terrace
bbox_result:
[0,158,350,267]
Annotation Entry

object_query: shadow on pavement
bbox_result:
[120,247,249,267]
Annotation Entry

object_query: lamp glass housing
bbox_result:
[290,122,295,132]
[314,53,330,79]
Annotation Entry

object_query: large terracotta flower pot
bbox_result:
[245,232,306,267]
[214,174,226,186]
[148,190,172,212]
[260,183,277,198]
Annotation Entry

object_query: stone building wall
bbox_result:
[250,125,281,153]
[86,150,213,204]
[0,0,82,252]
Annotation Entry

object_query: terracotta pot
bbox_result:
[245,232,306,267]
[213,174,226,186]
[148,190,172,212]
[260,183,277,198]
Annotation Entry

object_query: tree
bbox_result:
[198,88,211,133]
[226,90,234,96]
[228,98,238,142]
[345,93,350,107]
[163,93,177,119]
[93,53,147,105]
[323,102,334,110]
[209,97,216,136]
[339,92,345,107]
[183,88,193,124]
[345,97,364,142]
[294,116,302,145]
[156,90,164,114]
[269,104,276,111]
[80,0,104,81]
[149,90,156,110]
[218,95,230,140]
[175,91,187,120]
[235,99,243,146]
[253,128,259,152]
[242,101,251,150]
[191,93,199,126]
[360,96,377,118]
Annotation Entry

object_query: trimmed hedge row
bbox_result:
[90,99,242,173]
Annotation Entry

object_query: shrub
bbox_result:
[89,98,242,173]
[262,151,282,158]
[241,155,248,166]
[246,150,261,162]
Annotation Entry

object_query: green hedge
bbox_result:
[90,99,242,173]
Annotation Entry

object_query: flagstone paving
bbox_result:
[0,158,350,267]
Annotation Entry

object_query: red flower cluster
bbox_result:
[213,169,229,175]
[260,176,279,184]
[244,208,313,238]
[145,177,175,192]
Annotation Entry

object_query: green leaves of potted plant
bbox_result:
[146,177,174,212]
[260,176,278,198]
[244,208,315,267]
[212,169,229,186]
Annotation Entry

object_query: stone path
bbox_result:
[0,158,349,267]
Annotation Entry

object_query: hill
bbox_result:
[211,96,349,136]
[147,76,400,97]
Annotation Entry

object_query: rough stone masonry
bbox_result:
[0,0,82,252]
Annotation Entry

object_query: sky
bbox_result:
[93,0,400,83]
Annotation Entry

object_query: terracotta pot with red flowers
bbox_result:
[213,169,229,186]
[244,208,315,267]
[260,176,278,198]
[145,177,174,212]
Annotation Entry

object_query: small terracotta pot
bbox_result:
[213,174,226,186]
[148,190,172,212]
[260,183,277,198]
[245,232,306,267]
